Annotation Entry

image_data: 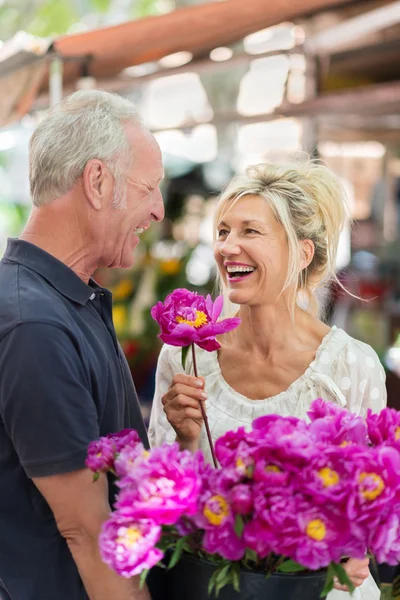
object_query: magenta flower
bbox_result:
[151,288,240,351]
[99,514,163,577]
[192,470,246,560]
[86,438,115,473]
[368,512,400,564]
[86,429,141,474]
[114,443,148,480]
[308,408,368,448]
[107,429,141,453]
[116,444,203,525]
[203,522,246,561]
[229,483,253,515]
[215,427,251,468]
[366,407,400,447]
[307,398,346,421]
[250,414,317,467]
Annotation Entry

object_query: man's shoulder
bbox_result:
[0,259,74,338]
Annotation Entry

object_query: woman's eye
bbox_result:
[217,229,229,237]
[245,228,259,234]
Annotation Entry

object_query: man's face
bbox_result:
[101,124,164,269]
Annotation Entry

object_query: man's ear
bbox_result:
[82,159,112,210]
[300,239,315,270]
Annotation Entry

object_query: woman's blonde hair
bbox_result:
[213,158,351,317]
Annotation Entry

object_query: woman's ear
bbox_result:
[300,239,315,270]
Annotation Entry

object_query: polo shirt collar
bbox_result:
[3,238,103,305]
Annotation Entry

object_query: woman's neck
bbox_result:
[228,303,325,358]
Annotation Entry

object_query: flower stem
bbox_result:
[191,343,218,468]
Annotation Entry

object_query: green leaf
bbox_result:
[332,562,355,593]
[276,559,306,573]
[208,563,232,598]
[244,548,258,563]
[92,472,100,482]
[320,577,334,597]
[232,564,241,593]
[215,563,231,584]
[139,569,149,589]
[208,570,218,597]
[181,346,189,371]
[234,515,244,538]
[320,564,335,598]
[168,537,186,570]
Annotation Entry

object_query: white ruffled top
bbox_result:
[149,326,386,458]
[149,326,386,600]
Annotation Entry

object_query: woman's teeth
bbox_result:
[135,227,145,235]
[226,266,255,278]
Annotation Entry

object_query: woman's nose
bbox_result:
[220,235,241,256]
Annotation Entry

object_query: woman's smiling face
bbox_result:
[213,194,291,307]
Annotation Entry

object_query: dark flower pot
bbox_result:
[147,554,326,600]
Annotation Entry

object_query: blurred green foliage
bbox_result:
[0,0,167,41]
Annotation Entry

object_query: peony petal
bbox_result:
[205,294,214,318]
[197,339,221,351]
[211,295,224,322]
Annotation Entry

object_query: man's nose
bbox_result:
[151,188,165,222]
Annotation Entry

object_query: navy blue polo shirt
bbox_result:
[0,238,149,600]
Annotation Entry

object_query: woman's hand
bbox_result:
[333,557,370,591]
[161,373,207,451]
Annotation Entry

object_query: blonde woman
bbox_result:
[149,161,386,599]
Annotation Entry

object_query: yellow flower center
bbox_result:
[176,310,208,328]
[339,441,350,447]
[265,465,281,473]
[359,472,385,501]
[117,526,141,549]
[318,467,339,487]
[395,427,400,441]
[306,519,326,541]
[236,457,254,478]
[203,495,230,526]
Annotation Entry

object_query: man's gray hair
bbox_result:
[29,90,141,207]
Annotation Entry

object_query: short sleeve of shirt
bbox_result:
[329,338,387,416]
[0,322,100,478]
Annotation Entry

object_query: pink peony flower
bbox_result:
[85,437,115,473]
[99,514,162,577]
[366,407,400,447]
[368,512,400,564]
[307,398,346,421]
[250,414,317,467]
[151,288,240,351]
[215,428,252,468]
[114,443,149,480]
[308,407,368,448]
[115,444,204,525]
[203,522,246,561]
[107,429,141,453]
[229,483,253,515]
[86,429,141,474]
[192,470,246,560]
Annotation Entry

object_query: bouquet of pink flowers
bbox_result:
[86,400,400,596]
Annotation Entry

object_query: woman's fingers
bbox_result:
[162,383,207,406]
[167,407,204,423]
[333,557,370,591]
[171,373,205,388]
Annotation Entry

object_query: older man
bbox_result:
[0,91,164,600]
